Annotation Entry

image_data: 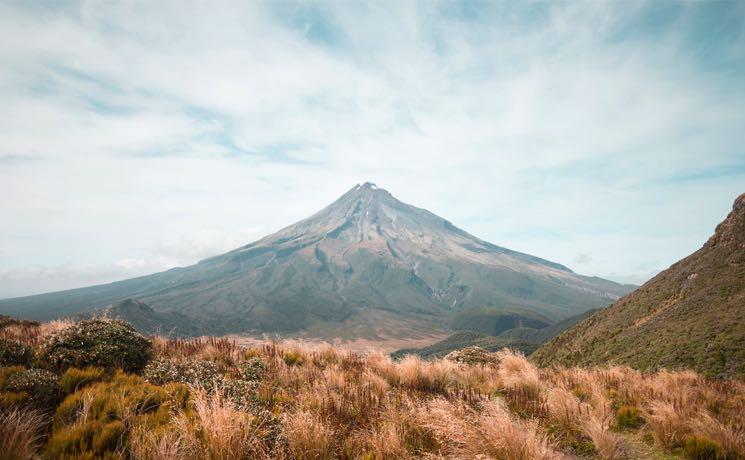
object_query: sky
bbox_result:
[1,0,744,298]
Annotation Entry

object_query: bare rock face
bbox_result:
[707,192,745,250]
[0,183,632,338]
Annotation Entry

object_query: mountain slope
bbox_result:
[533,193,745,378]
[0,183,632,337]
[82,299,199,336]
[391,331,540,360]
[497,308,600,343]
[394,308,597,360]
[450,306,552,337]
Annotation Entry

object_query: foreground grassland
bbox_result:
[1,317,744,459]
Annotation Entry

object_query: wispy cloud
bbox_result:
[1,0,744,296]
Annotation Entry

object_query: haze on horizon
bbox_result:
[1,1,744,298]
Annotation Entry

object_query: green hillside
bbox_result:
[533,193,745,378]
[450,306,551,336]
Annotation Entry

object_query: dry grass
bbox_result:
[129,426,199,460]
[417,398,562,459]
[645,400,689,449]
[282,410,336,459]
[185,387,274,459]
[2,317,745,459]
[0,407,46,460]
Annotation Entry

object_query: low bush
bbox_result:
[0,338,34,366]
[445,346,498,364]
[683,434,727,460]
[615,405,643,430]
[49,372,188,458]
[283,350,304,366]
[2,368,60,408]
[59,366,106,394]
[221,378,259,411]
[0,365,25,387]
[143,357,223,390]
[41,319,152,372]
[239,357,268,382]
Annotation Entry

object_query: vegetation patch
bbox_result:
[2,368,60,408]
[42,319,152,373]
[48,371,188,459]
[0,338,34,366]
[1,315,744,459]
[59,366,106,394]
[683,434,727,460]
[616,405,644,430]
[143,357,223,390]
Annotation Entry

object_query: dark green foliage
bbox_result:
[0,365,25,387]
[683,435,727,460]
[143,357,223,390]
[2,368,60,408]
[59,367,106,394]
[239,357,268,382]
[0,338,34,366]
[221,378,259,411]
[451,306,551,337]
[392,331,538,360]
[41,318,151,373]
[615,405,643,429]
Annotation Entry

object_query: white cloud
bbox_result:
[0,0,743,296]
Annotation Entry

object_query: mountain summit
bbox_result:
[0,184,632,337]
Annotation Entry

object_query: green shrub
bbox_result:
[59,367,106,394]
[0,338,34,366]
[49,372,188,459]
[46,419,126,459]
[283,350,304,366]
[221,378,259,411]
[143,357,223,390]
[615,405,643,430]
[445,346,498,364]
[41,319,151,372]
[238,357,268,381]
[683,435,726,460]
[0,365,25,387]
[2,368,60,408]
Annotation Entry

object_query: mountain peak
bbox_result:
[344,182,388,200]
[1,183,632,336]
[708,192,745,250]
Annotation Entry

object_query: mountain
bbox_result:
[0,183,632,338]
[393,308,597,360]
[497,308,600,343]
[81,299,199,336]
[450,306,552,337]
[533,193,745,378]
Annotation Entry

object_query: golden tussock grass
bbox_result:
[2,318,745,459]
